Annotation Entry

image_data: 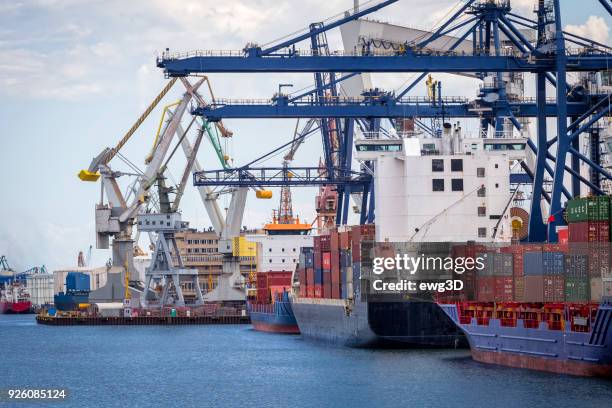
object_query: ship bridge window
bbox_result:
[451,179,464,191]
[432,159,444,172]
[484,143,526,151]
[477,168,485,177]
[451,159,463,172]
[478,228,487,238]
[432,179,444,192]
[356,144,402,152]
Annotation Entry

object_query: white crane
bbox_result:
[81,78,251,303]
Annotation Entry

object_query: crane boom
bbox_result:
[80,77,178,181]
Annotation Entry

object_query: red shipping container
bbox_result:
[339,231,350,250]
[524,276,544,302]
[331,250,340,272]
[307,268,314,291]
[569,222,609,243]
[331,267,340,299]
[256,288,270,304]
[323,282,331,298]
[331,230,339,252]
[543,243,565,252]
[452,244,466,258]
[256,273,268,289]
[322,270,331,285]
[332,284,340,299]
[522,244,543,252]
[494,276,514,302]
[477,277,495,302]
[351,240,361,262]
[512,253,524,277]
[307,285,315,298]
[267,271,292,286]
[314,284,322,298]
[514,276,525,302]
[322,252,331,269]
[320,235,331,251]
[569,222,587,243]
[313,235,321,251]
[298,270,306,295]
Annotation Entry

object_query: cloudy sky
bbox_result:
[0,0,610,272]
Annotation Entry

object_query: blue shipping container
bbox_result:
[340,250,351,268]
[542,252,565,275]
[304,252,314,268]
[352,262,361,298]
[314,268,323,284]
[523,252,544,276]
[65,272,90,292]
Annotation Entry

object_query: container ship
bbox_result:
[248,275,299,334]
[292,225,466,347]
[438,196,612,377]
[246,211,311,334]
[290,127,520,347]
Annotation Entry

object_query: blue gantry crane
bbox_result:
[158,0,612,242]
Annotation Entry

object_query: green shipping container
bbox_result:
[566,196,611,223]
[566,198,588,223]
[565,277,590,302]
[586,196,610,222]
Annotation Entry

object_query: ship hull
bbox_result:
[439,301,612,378]
[292,297,466,348]
[472,349,612,377]
[0,301,32,314]
[248,300,300,334]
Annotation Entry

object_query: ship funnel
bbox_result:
[441,122,453,155]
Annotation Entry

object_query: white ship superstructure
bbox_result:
[356,126,518,242]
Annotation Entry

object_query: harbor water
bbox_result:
[1,315,610,408]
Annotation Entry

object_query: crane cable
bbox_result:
[409,184,480,241]
[102,77,178,167]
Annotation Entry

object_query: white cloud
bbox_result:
[565,15,611,45]
[510,0,536,12]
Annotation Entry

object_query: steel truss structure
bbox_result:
[157,0,612,242]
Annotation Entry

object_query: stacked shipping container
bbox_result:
[255,271,293,304]
[298,225,375,300]
[566,196,611,300]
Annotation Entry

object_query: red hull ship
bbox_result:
[0,282,32,314]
